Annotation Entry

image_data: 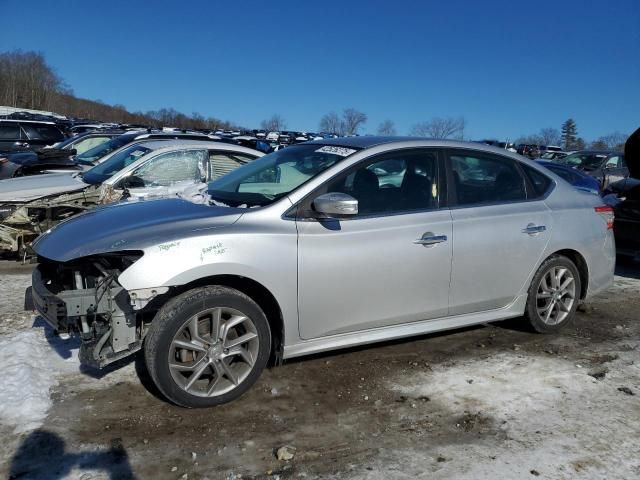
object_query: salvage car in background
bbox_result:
[539,151,568,161]
[48,130,124,154]
[0,131,125,179]
[0,140,261,256]
[536,160,600,194]
[0,131,220,180]
[72,131,220,167]
[26,137,615,407]
[603,127,640,260]
[561,150,627,188]
[0,119,66,153]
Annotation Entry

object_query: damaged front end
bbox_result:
[27,251,164,368]
[0,186,101,257]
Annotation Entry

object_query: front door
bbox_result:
[296,148,452,339]
[124,148,209,199]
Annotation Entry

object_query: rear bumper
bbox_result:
[585,231,616,299]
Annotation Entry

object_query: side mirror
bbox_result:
[118,175,146,189]
[312,192,358,217]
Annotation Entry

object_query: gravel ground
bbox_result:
[0,259,638,480]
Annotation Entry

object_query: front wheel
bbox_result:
[144,286,271,407]
[524,255,581,333]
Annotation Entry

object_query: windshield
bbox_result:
[207,144,358,207]
[82,144,152,185]
[562,153,606,169]
[75,135,135,164]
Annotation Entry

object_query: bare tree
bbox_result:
[377,120,396,136]
[319,112,341,134]
[538,127,561,146]
[410,116,465,139]
[261,114,286,132]
[341,108,367,136]
[515,134,543,145]
[597,132,627,150]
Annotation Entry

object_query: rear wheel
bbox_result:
[144,286,271,407]
[525,255,581,333]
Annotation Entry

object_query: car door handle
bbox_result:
[414,234,447,246]
[522,224,546,235]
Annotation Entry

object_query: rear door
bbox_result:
[446,149,552,315]
[208,150,257,181]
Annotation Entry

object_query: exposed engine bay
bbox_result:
[28,251,163,368]
[0,185,102,257]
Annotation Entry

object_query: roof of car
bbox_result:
[0,118,57,125]
[571,150,623,155]
[306,136,495,150]
[135,139,263,155]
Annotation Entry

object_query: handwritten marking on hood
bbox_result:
[158,241,180,252]
[200,242,226,262]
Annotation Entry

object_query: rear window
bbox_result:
[521,164,553,198]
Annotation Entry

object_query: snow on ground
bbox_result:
[385,336,640,479]
[0,328,78,433]
[0,267,135,435]
[0,272,33,335]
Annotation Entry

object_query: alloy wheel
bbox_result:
[535,266,577,326]
[168,307,259,397]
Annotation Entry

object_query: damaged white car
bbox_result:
[0,140,262,256]
[27,138,615,408]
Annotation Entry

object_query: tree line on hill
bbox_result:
[0,49,237,130]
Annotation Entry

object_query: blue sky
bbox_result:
[2,0,639,140]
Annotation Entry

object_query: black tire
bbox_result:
[524,255,582,333]
[144,286,271,408]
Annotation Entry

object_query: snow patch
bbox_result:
[390,352,598,420]
[0,330,77,433]
[387,350,640,479]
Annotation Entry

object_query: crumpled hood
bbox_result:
[32,197,243,262]
[625,127,639,179]
[0,173,87,202]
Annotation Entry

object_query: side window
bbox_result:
[73,136,111,154]
[131,149,207,187]
[521,164,552,198]
[324,149,439,216]
[450,152,527,206]
[209,152,255,180]
[21,124,63,142]
[605,156,620,168]
[0,125,21,140]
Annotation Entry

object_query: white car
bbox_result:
[0,140,262,255]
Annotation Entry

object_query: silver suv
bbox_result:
[28,137,616,407]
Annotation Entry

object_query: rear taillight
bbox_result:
[595,205,614,230]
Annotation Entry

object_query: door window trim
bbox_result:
[287,147,446,221]
[444,148,554,210]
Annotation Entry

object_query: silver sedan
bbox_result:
[29,137,616,407]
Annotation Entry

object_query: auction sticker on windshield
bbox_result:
[315,146,357,157]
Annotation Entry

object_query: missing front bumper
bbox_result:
[28,264,142,368]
